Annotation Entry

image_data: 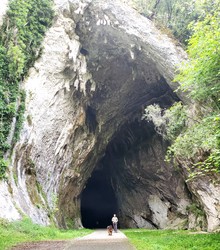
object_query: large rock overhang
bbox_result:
[57,0,190,229]
[71,0,188,138]
[8,0,192,229]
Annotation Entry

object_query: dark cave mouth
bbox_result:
[80,119,165,229]
[80,168,118,229]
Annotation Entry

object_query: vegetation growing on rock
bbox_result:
[0,0,218,233]
[0,0,54,179]
[143,0,220,181]
[127,0,219,45]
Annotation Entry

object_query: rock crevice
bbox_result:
[0,0,219,232]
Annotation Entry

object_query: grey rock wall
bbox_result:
[0,0,219,231]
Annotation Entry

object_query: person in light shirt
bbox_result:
[111,214,118,233]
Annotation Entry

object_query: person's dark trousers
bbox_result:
[113,222,117,232]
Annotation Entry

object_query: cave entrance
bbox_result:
[81,167,118,229]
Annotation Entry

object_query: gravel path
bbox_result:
[11,230,136,250]
[65,230,136,250]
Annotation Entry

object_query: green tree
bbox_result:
[176,2,220,109]
[143,0,220,179]
[127,0,199,44]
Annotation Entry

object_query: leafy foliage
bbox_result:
[144,106,220,180]
[0,0,54,179]
[187,150,220,181]
[0,158,8,180]
[176,2,220,108]
[186,203,205,218]
[166,116,219,158]
[143,0,220,180]
[126,0,220,45]
[143,102,187,141]
[2,0,54,72]
[127,0,200,44]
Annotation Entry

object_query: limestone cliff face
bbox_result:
[0,0,219,231]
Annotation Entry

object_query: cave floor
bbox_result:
[11,230,135,250]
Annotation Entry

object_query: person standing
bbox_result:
[111,214,118,233]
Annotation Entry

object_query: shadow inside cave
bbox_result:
[80,168,118,229]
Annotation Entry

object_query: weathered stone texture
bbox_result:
[0,0,219,231]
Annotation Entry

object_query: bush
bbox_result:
[143,102,187,141]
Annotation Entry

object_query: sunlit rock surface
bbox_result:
[0,0,8,26]
[0,0,219,231]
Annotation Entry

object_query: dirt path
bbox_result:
[11,230,136,250]
[11,241,69,250]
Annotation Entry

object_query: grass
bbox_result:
[123,229,220,250]
[0,218,92,250]
[1,220,219,250]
